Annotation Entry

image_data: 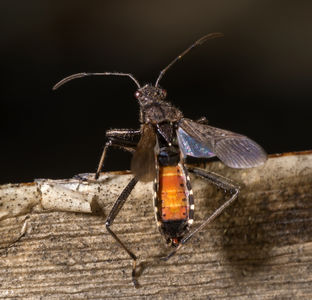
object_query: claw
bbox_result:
[160,244,182,261]
[132,259,139,288]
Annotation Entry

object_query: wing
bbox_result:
[131,123,156,182]
[177,126,216,158]
[178,118,267,168]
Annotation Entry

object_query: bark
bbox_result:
[0,151,312,299]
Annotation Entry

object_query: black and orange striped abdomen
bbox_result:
[158,165,189,222]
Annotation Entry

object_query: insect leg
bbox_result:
[162,166,239,260]
[95,129,140,179]
[196,116,209,124]
[105,176,140,287]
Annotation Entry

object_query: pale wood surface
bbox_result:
[1,151,312,299]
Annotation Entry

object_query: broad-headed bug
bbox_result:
[53,33,267,287]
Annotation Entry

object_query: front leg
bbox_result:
[95,129,140,179]
[162,166,240,260]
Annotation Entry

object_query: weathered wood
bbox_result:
[1,151,312,299]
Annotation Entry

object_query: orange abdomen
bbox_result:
[158,165,189,221]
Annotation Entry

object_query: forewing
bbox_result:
[131,124,156,182]
[178,118,267,168]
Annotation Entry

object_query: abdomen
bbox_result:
[154,163,194,245]
[159,165,189,221]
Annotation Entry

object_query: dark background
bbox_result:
[1,1,311,184]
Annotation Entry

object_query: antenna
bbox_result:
[155,32,224,87]
[53,72,141,90]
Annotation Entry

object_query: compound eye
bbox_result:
[134,91,141,99]
[162,89,167,98]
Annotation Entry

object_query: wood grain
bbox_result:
[1,151,312,299]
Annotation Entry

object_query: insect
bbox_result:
[53,33,267,287]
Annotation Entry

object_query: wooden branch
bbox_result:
[1,151,312,299]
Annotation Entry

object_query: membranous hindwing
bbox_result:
[177,118,267,168]
[177,126,216,159]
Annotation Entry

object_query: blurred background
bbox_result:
[1,1,311,183]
